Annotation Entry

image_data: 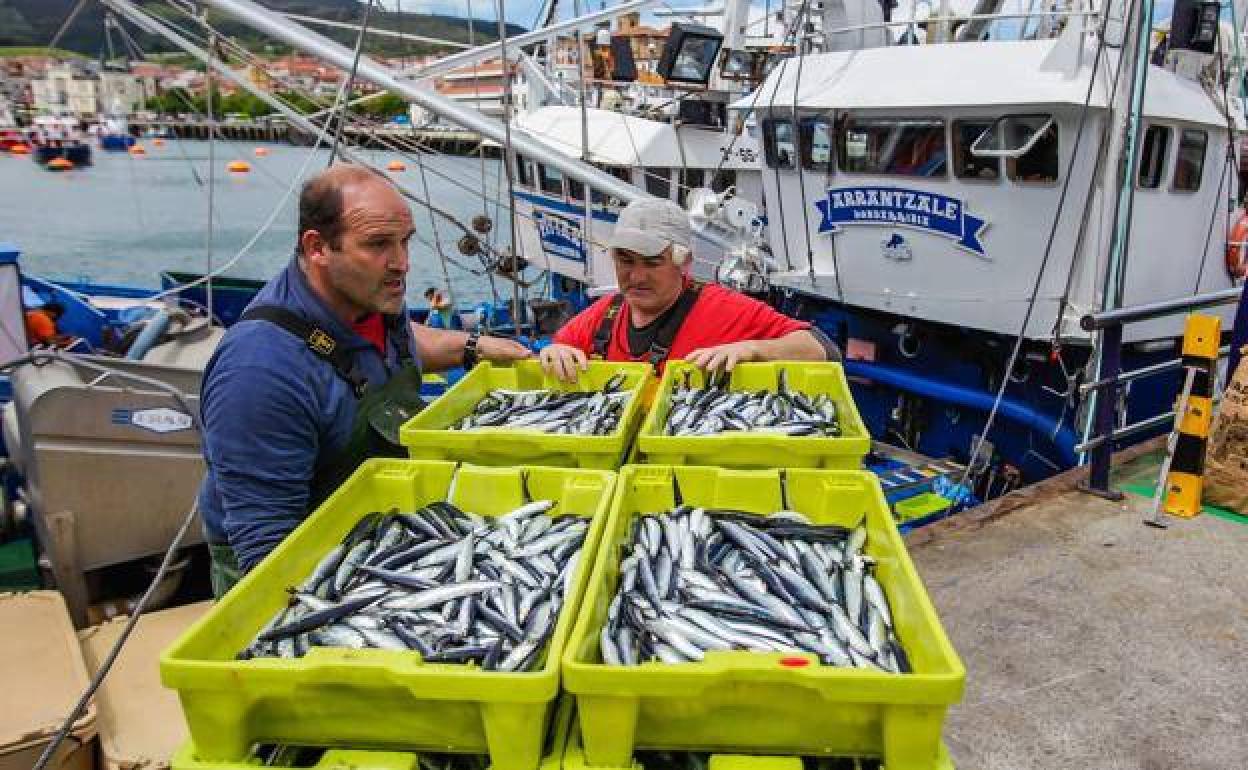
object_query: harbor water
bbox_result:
[0,140,510,307]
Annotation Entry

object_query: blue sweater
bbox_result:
[197,259,421,571]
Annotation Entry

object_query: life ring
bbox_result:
[1227,208,1248,281]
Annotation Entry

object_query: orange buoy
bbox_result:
[254,146,269,157]
[9,144,31,155]
[153,138,166,147]
[129,144,147,156]
[46,157,73,171]
[227,160,251,173]
[387,159,406,172]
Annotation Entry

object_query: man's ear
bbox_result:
[301,229,329,267]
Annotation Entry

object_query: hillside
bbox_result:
[0,0,528,59]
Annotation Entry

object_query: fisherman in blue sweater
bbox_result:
[198,164,531,596]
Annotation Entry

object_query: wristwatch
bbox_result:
[463,330,482,369]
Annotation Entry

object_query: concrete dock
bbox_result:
[908,441,1248,769]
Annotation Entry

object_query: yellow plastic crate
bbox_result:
[170,697,577,770]
[161,461,615,770]
[562,465,964,770]
[401,361,653,469]
[636,362,870,469]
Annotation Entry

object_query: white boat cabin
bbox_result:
[511,105,761,286]
[743,37,1244,342]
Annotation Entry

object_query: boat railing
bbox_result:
[1075,285,1245,498]
[820,9,1102,43]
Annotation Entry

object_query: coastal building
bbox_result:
[433,58,525,117]
[30,61,152,119]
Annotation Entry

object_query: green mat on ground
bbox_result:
[1121,482,1248,526]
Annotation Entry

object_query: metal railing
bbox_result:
[1077,286,1243,498]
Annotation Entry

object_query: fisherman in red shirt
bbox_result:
[540,198,837,381]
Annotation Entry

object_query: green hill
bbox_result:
[0,0,528,59]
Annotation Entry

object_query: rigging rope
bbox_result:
[960,1,1129,490]
[329,0,377,165]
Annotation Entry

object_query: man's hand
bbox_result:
[684,340,760,376]
[539,343,589,383]
[477,335,534,364]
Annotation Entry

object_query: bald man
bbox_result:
[198,164,530,594]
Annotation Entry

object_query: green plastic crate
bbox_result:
[894,493,953,523]
[170,696,578,770]
[161,460,616,770]
[636,362,870,469]
[401,361,654,469]
[561,711,957,770]
[562,465,965,770]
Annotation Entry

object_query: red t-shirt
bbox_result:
[553,283,808,369]
[351,313,386,354]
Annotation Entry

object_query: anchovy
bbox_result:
[453,375,631,435]
[241,503,588,671]
[601,507,905,672]
[664,369,841,437]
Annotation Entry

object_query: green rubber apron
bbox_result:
[209,306,426,598]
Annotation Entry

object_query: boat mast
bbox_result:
[193,0,652,207]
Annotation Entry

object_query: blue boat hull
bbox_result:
[776,293,1183,486]
[98,134,135,151]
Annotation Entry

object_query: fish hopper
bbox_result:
[1,316,221,626]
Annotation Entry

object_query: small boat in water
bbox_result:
[34,141,92,169]
[31,114,92,169]
[96,102,136,151]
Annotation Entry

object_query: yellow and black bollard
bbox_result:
[1147,314,1221,526]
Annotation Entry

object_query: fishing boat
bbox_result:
[502,0,1247,485]
[30,114,93,168]
[96,100,137,151]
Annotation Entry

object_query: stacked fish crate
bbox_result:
[401,360,654,468]
[161,361,650,770]
[563,361,964,770]
[160,461,617,770]
[160,360,963,770]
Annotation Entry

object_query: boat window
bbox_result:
[568,177,585,201]
[836,116,947,177]
[800,115,834,173]
[680,168,705,204]
[591,165,632,205]
[953,120,999,180]
[1137,125,1171,189]
[537,163,564,196]
[1007,123,1059,185]
[515,154,533,187]
[711,168,737,193]
[645,167,673,199]
[763,118,796,170]
[970,114,1054,158]
[1173,129,1207,192]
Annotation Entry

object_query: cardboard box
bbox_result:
[79,602,211,770]
[0,591,97,770]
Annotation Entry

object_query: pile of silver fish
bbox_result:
[599,506,908,671]
[453,373,630,435]
[240,500,589,671]
[664,369,840,437]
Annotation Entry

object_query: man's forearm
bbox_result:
[411,324,468,372]
[753,330,830,362]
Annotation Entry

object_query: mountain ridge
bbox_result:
[0,0,528,59]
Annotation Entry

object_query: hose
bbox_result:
[842,359,1078,465]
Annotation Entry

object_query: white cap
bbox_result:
[607,198,693,258]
